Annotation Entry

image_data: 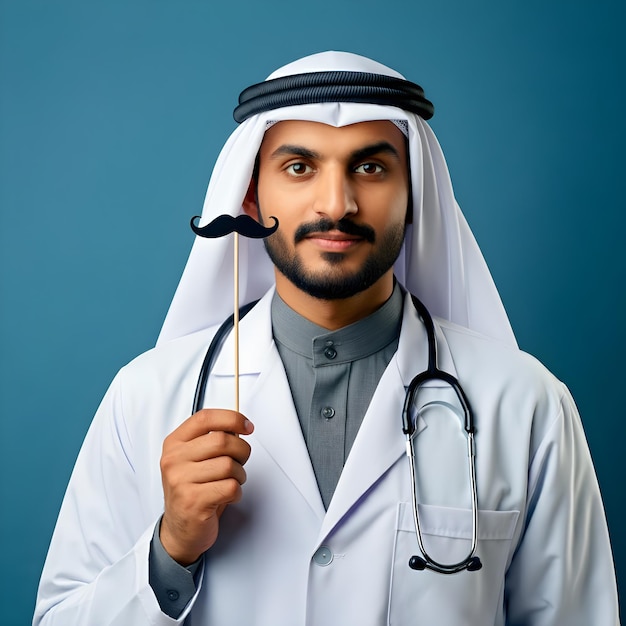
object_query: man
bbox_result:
[34,52,619,625]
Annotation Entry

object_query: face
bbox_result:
[245,120,410,301]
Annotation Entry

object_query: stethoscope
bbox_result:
[403,295,482,574]
[192,295,482,575]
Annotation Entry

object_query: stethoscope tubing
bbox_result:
[192,299,259,414]
[403,296,482,573]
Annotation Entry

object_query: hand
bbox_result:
[159,409,254,565]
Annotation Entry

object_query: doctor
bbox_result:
[34,52,619,625]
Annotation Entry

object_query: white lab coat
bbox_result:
[34,289,619,625]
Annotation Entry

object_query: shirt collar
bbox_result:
[271,283,403,366]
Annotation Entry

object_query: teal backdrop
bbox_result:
[1,0,624,623]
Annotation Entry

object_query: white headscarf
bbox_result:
[158,51,516,348]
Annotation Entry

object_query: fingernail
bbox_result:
[244,419,254,433]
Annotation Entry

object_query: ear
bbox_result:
[242,179,258,217]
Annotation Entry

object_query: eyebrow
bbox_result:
[270,145,319,160]
[269,141,401,163]
[350,141,401,163]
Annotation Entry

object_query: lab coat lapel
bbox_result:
[211,291,325,520]
[318,293,458,540]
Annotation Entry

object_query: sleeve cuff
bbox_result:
[148,517,204,619]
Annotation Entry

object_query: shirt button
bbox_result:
[324,347,337,359]
[166,589,180,602]
[313,545,333,566]
[321,406,335,419]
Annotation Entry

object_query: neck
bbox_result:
[274,272,395,330]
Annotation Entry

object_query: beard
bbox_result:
[262,215,406,300]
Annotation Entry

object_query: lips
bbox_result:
[306,230,361,241]
[305,231,363,250]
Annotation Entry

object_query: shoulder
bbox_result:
[112,292,273,404]
[397,294,567,407]
[89,327,224,450]
[119,326,217,382]
[439,317,562,387]
[433,317,573,430]
[428,318,587,481]
[106,326,220,426]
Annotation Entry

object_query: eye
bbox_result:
[285,162,313,176]
[354,162,384,175]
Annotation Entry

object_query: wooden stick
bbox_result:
[190,213,277,413]
[233,232,240,412]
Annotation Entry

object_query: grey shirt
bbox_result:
[271,284,403,508]
[150,284,404,616]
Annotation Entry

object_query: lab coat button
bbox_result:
[313,545,333,566]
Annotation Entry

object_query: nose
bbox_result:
[313,168,357,221]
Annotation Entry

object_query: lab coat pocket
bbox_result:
[388,502,519,626]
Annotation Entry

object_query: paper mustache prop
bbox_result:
[190,212,279,411]
[190,214,279,239]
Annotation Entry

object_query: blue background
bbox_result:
[1,0,624,623]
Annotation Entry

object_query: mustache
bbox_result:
[190,214,279,239]
[294,218,376,244]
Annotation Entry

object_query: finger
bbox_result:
[161,439,251,484]
[171,409,254,443]
[191,478,245,509]
[184,431,253,465]
[185,456,248,486]
[164,478,244,520]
